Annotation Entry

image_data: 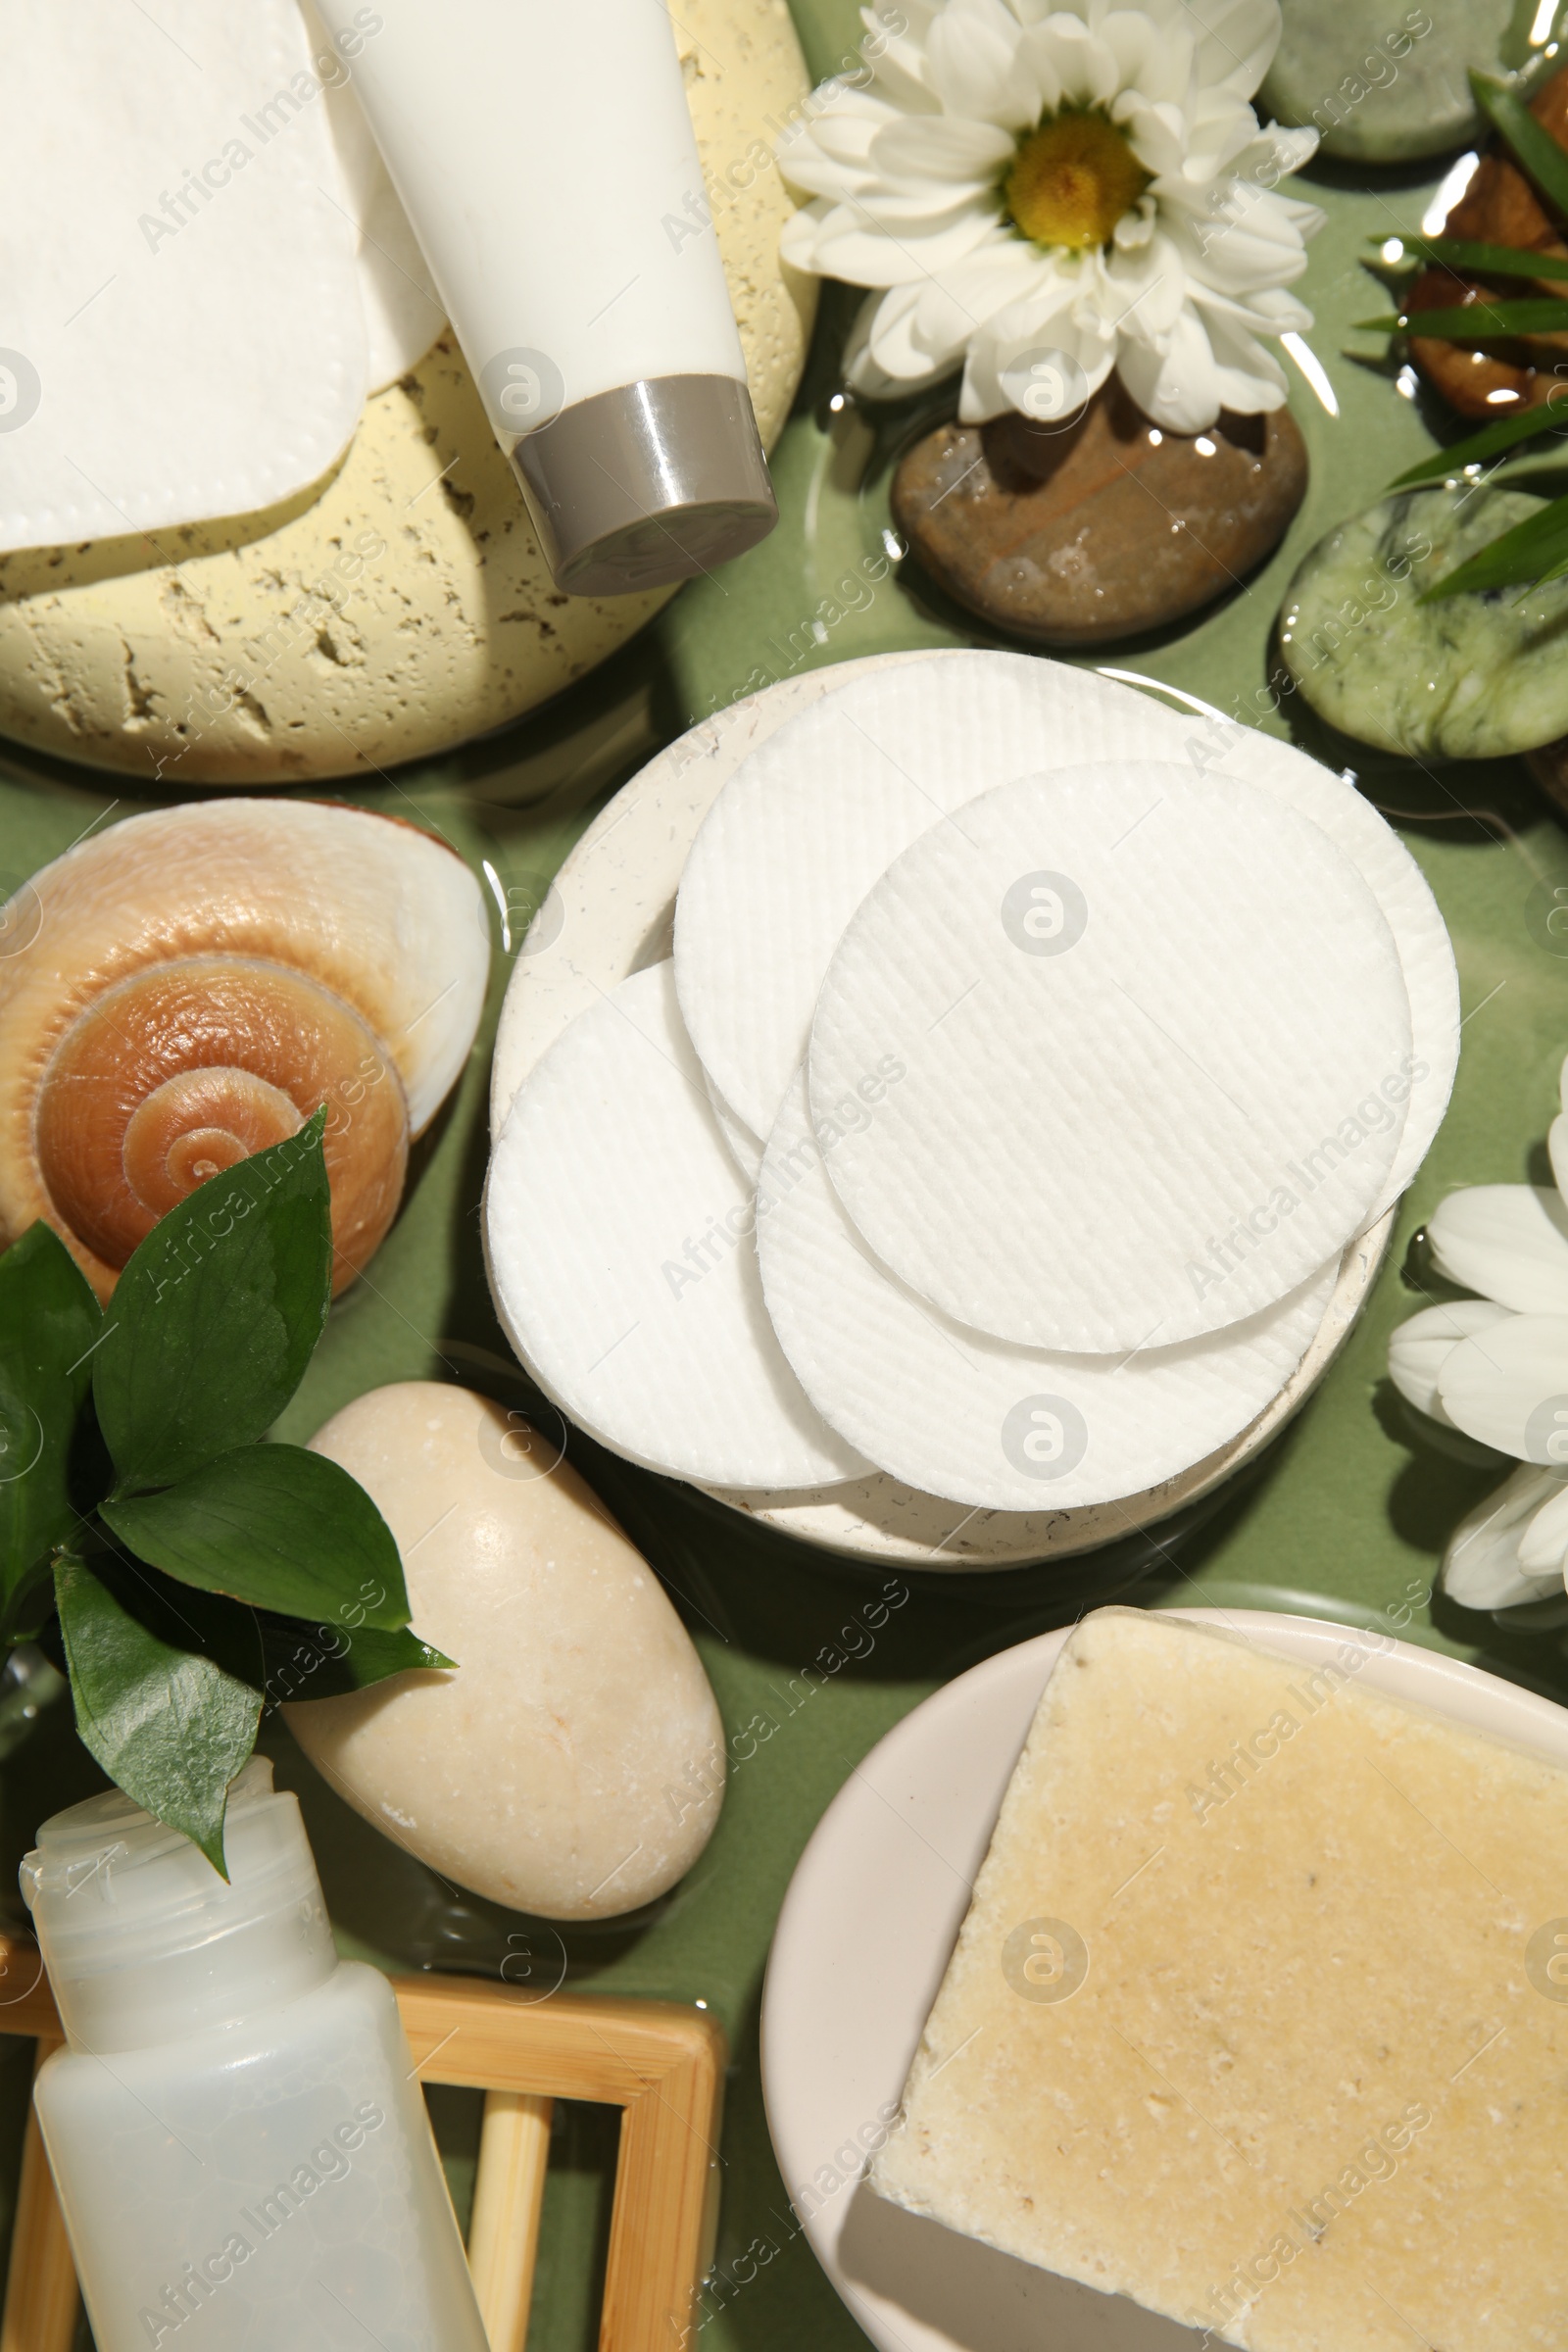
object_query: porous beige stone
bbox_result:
[285,1381,725,1920]
[0,0,815,786]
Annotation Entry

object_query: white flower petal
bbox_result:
[1437,1312,1568,1460]
[846,292,961,397]
[1549,1111,1568,1206]
[1100,9,1193,104]
[908,238,1050,346]
[925,0,1041,125]
[1240,282,1313,330]
[1105,229,1188,338]
[870,115,1016,189]
[806,200,1002,285]
[1113,192,1158,249]
[1113,301,1226,430]
[961,288,1116,418]
[860,6,943,111]
[1011,20,1066,113]
[794,82,907,148]
[1187,299,1290,409]
[1388,1298,1515,1423]
[1171,178,1319,297]
[1443,1464,1568,1611]
[864,0,942,38]
[1028,14,1121,107]
[1427,1184,1568,1314]
[1518,1475,1568,1574]
[1228,123,1319,183]
[806,107,893,165]
[1119,97,1191,178]
[1191,0,1280,99]
[1182,90,1264,182]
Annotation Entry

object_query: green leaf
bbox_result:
[0,1226,104,1617]
[101,1445,410,1631]
[93,1111,333,1494]
[1359,298,1568,337]
[256,1617,456,1707]
[1389,392,1568,485]
[55,1554,447,1717]
[150,1574,452,1705]
[1473,70,1568,225]
[1420,487,1568,597]
[1369,233,1568,283]
[54,1552,261,1876]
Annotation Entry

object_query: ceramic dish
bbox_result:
[490,655,1395,1571]
[760,1606,1568,2352]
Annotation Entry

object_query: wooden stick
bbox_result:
[393,1977,727,2352]
[0,2046,76,2352]
[467,2090,554,2352]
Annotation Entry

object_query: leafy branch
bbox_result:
[0,1112,450,1873]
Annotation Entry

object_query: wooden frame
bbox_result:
[0,1936,725,2352]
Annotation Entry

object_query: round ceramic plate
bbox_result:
[490,658,1395,1571]
[760,1607,1568,2352]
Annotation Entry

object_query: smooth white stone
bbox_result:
[284,1381,725,1920]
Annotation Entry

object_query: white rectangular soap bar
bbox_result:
[871,1608,1568,2351]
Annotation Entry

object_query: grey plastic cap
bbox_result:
[509,374,777,598]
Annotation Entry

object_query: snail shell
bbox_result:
[0,799,489,1298]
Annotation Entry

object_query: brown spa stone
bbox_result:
[892,380,1307,646]
[1408,65,1568,421]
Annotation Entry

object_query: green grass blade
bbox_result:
[1420,488,1568,599]
[1369,233,1568,283]
[1357,298,1568,337]
[1472,71,1568,221]
[1389,393,1568,486]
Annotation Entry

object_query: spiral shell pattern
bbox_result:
[0,800,488,1298]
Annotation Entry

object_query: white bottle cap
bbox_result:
[20,1759,335,2053]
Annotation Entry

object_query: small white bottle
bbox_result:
[22,1759,489,2352]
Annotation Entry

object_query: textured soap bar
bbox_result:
[871,1609,1568,2351]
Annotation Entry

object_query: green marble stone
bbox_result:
[1260,0,1515,163]
[1278,478,1568,759]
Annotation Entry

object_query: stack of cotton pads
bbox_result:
[484,653,1459,1518]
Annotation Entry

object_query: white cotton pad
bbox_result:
[672,652,1456,1205]
[0,0,366,554]
[758,1072,1338,1510]
[705,1070,763,1185]
[808,762,1413,1354]
[676,653,1163,1141]
[483,963,868,1492]
[1171,710,1458,1216]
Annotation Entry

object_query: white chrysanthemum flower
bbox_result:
[1389,1054,1568,1610]
[776,0,1324,433]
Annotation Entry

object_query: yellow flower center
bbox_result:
[1004,111,1151,251]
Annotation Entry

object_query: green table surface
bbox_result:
[4,8,1568,2342]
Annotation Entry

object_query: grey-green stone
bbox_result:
[1260,0,1515,163]
[1278,480,1568,759]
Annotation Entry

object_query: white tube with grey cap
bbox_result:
[315,0,777,595]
